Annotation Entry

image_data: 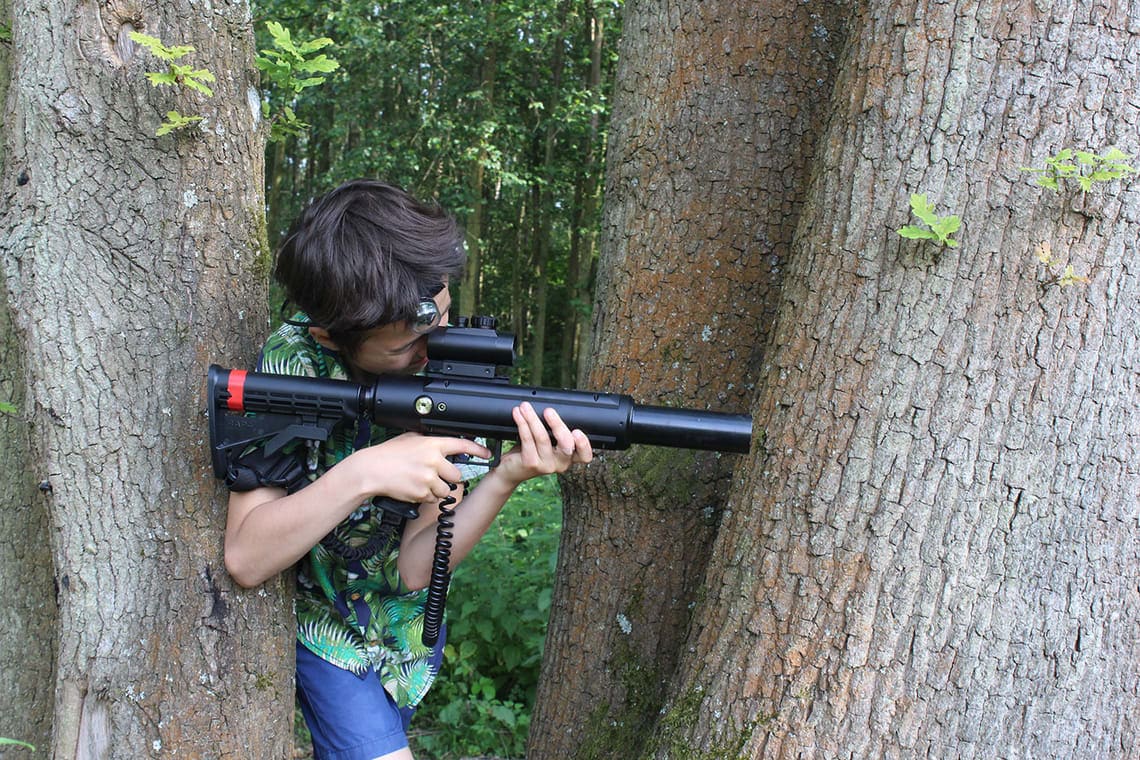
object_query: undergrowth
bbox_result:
[294,475,562,760]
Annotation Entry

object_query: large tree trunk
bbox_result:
[651,0,1140,756]
[0,1,294,756]
[529,1,850,756]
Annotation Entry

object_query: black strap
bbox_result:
[319,508,405,561]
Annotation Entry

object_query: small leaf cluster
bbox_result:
[0,737,35,750]
[1020,148,1137,192]
[1034,241,1089,288]
[129,31,215,136]
[896,193,961,248]
[255,22,340,142]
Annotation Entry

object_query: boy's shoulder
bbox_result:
[258,319,348,380]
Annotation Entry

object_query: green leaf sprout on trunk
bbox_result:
[128,31,216,136]
[1020,148,1137,192]
[896,193,961,248]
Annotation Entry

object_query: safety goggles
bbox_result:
[410,282,447,334]
[282,282,448,333]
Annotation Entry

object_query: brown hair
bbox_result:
[275,179,466,356]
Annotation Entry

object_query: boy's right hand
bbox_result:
[352,432,492,504]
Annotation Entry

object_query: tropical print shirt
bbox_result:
[252,319,442,708]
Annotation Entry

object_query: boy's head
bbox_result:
[275,179,466,368]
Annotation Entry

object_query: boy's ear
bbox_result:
[308,326,340,351]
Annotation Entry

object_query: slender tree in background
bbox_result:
[536,0,1140,757]
[0,0,292,754]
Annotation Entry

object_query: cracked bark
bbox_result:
[1,0,294,756]
[528,1,851,757]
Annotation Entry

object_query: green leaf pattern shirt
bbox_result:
[256,319,442,708]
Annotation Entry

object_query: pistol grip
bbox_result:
[371,496,421,520]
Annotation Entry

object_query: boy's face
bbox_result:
[311,284,452,378]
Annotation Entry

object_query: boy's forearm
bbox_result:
[224,460,374,587]
[396,469,520,589]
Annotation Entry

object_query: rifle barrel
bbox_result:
[628,404,753,453]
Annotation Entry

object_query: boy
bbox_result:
[223,179,593,760]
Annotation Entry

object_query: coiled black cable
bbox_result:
[421,486,458,647]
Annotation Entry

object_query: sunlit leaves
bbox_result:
[896,193,961,248]
[255,21,340,142]
[1020,147,1138,192]
[130,32,216,97]
[155,110,204,136]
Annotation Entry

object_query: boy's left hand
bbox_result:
[497,401,593,485]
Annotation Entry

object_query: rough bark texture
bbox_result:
[0,253,57,753]
[1,0,294,756]
[0,0,58,751]
[653,0,1140,757]
[529,1,850,757]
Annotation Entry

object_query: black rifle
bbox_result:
[207,317,752,645]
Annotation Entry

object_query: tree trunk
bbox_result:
[529,0,850,756]
[0,0,57,752]
[461,34,497,318]
[0,1,294,756]
[650,0,1140,757]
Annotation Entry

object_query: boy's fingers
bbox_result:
[440,436,493,461]
[572,429,594,462]
[542,407,578,455]
[513,404,535,444]
[521,403,554,452]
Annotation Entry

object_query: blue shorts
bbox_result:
[296,640,440,760]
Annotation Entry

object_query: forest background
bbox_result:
[259,0,620,389]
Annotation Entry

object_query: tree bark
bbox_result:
[529,1,850,756]
[0,0,57,752]
[1,1,294,756]
[652,0,1140,757]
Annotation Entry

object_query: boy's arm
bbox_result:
[397,402,592,590]
[224,432,492,588]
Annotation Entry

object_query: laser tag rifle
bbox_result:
[207,316,752,646]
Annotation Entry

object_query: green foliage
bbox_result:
[252,0,623,383]
[0,737,35,751]
[0,400,16,415]
[129,31,215,135]
[1020,147,1137,192]
[896,193,961,248]
[0,22,12,44]
[1034,241,1090,288]
[130,32,216,96]
[255,22,340,142]
[155,110,204,136]
[411,475,563,760]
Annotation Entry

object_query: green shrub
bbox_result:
[410,475,563,759]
